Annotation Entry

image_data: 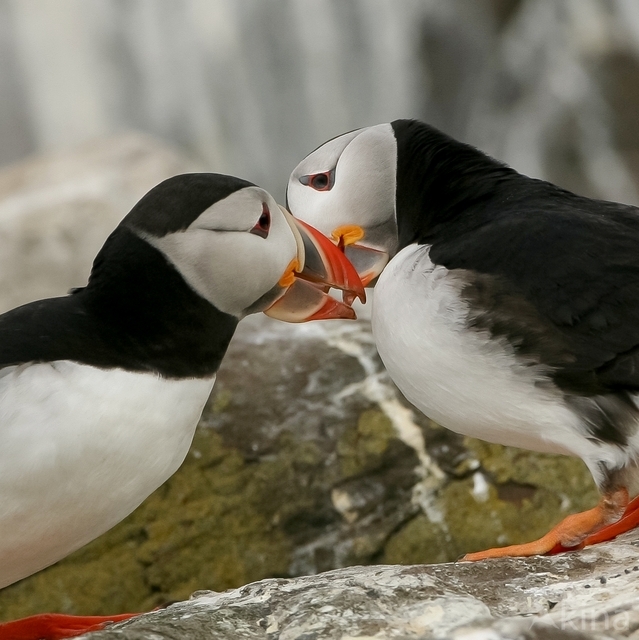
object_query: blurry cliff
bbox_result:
[0,0,638,204]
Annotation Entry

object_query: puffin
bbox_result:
[286,119,639,561]
[0,172,364,640]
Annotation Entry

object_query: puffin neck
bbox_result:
[391,120,522,250]
[78,226,238,378]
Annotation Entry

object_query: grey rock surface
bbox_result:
[84,529,639,640]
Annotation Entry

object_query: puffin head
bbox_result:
[120,173,365,322]
[287,123,398,286]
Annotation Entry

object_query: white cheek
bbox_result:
[336,125,397,228]
[211,228,297,315]
[146,229,296,317]
[289,123,397,235]
[288,183,339,237]
[289,167,394,238]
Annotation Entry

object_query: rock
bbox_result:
[0,132,199,313]
[82,529,639,639]
[0,135,610,623]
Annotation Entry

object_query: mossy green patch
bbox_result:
[465,438,598,504]
[337,409,395,478]
[383,515,450,565]
[380,438,599,564]
[448,438,598,556]
[209,389,232,414]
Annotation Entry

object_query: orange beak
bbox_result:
[264,210,366,323]
[331,225,390,286]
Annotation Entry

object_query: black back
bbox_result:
[391,120,639,444]
[0,174,249,378]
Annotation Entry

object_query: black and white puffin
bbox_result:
[0,173,364,640]
[287,119,639,561]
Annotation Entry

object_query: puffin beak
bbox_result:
[331,225,389,286]
[264,208,366,323]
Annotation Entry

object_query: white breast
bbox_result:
[0,361,215,588]
[371,244,626,469]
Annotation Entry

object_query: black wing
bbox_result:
[428,180,639,396]
[0,296,96,369]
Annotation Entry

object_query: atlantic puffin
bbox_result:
[286,119,639,561]
[0,172,364,640]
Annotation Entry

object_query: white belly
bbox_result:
[371,244,614,462]
[0,361,215,588]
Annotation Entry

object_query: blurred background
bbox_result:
[1,0,639,619]
[2,0,639,203]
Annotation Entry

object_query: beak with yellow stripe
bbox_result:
[331,225,390,287]
[264,207,366,322]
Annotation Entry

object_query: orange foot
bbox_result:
[549,493,639,554]
[0,612,139,640]
[462,487,630,562]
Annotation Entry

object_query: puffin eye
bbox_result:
[300,170,334,191]
[250,203,271,239]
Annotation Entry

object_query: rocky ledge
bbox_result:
[84,529,639,640]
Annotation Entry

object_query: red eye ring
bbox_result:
[250,203,271,239]
[300,170,335,191]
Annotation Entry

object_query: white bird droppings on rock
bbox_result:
[472,472,491,503]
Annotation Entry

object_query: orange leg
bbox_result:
[549,493,639,554]
[0,612,139,640]
[462,487,629,562]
